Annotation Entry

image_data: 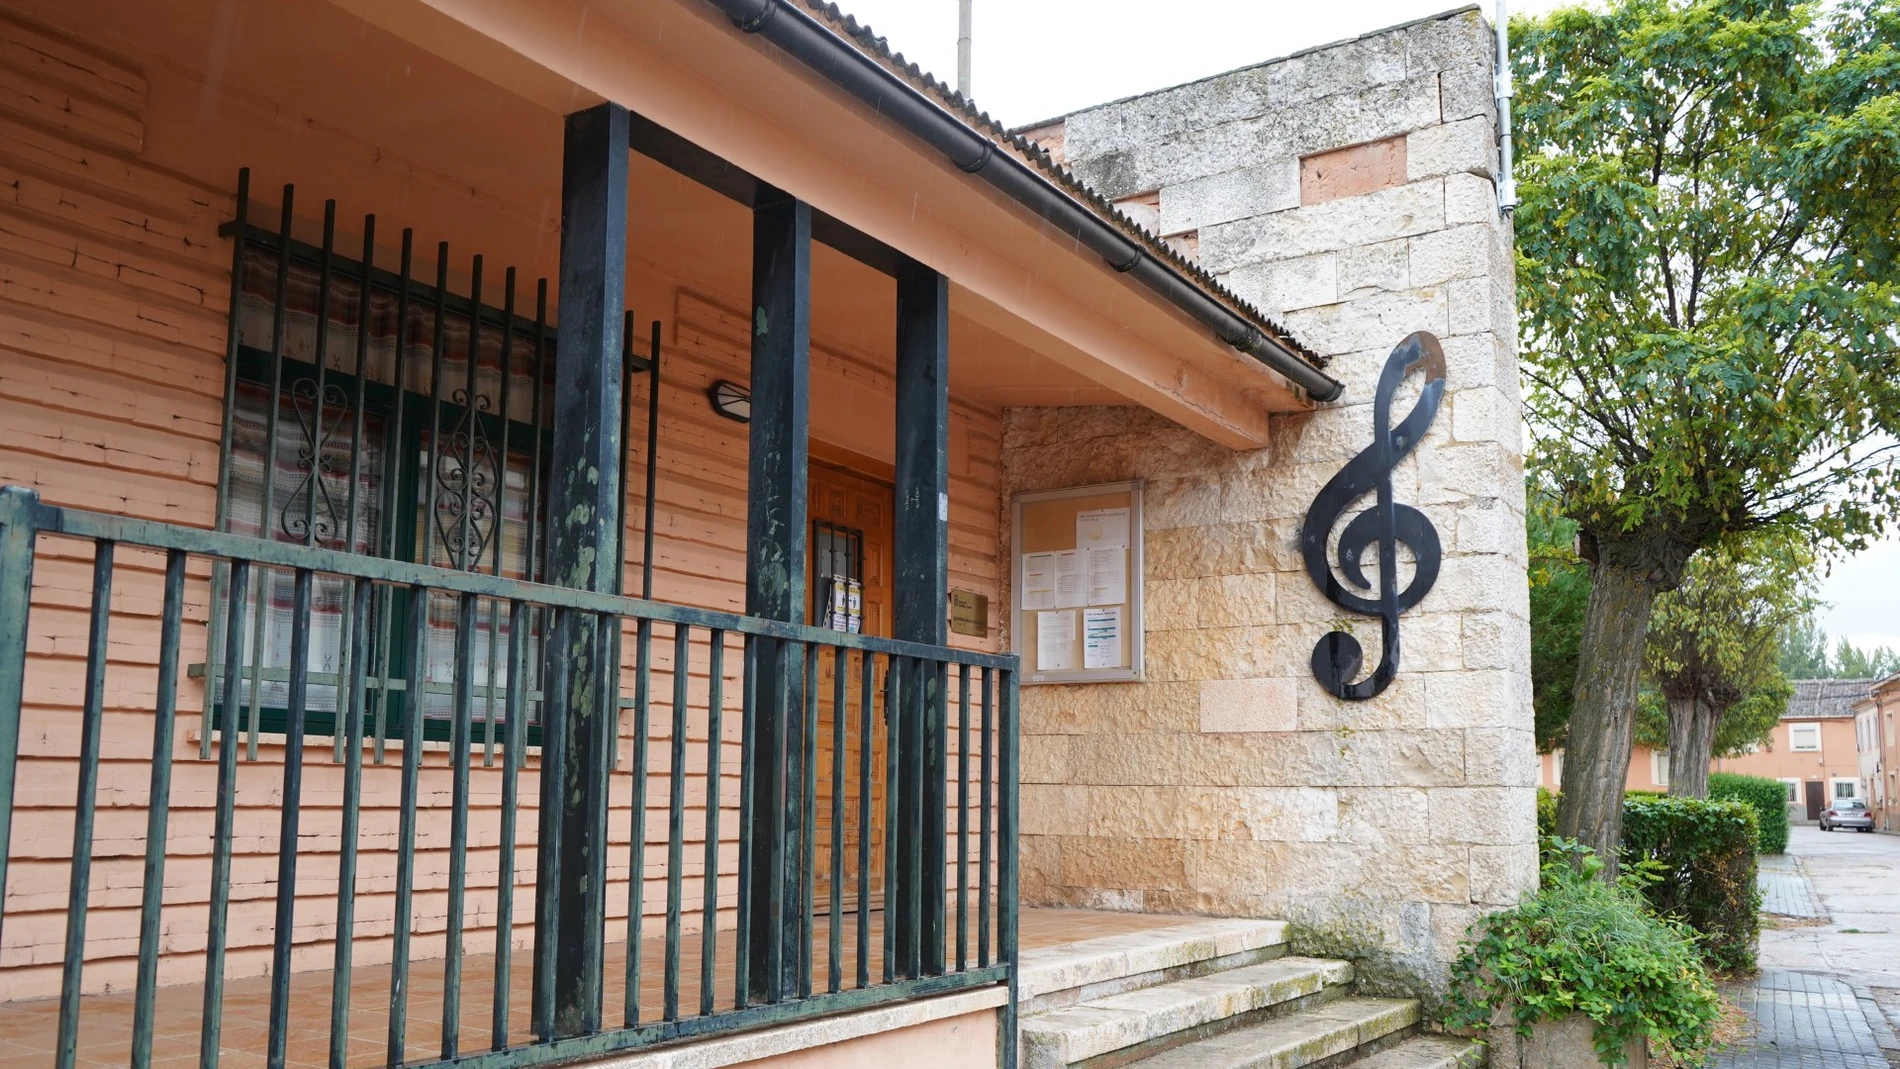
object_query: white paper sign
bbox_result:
[1083,606,1123,670]
[1021,552,1057,610]
[1076,507,1130,549]
[1037,610,1077,671]
[1086,547,1126,606]
[1053,550,1088,608]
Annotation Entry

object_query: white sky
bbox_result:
[829,0,1899,654]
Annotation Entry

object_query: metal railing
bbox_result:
[0,485,1020,1069]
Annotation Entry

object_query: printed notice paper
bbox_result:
[1076,507,1130,549]
[1021,552,1056,611]
[1037,610,1077,671]
[1083,606,1123,670]
[1086,547,1127,606]
[1053,550,1088,608]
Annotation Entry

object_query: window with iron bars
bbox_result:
[208,220,557,747]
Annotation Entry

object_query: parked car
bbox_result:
[1820,798,1875,832]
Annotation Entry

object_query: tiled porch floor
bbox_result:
[0,909,1180,1068]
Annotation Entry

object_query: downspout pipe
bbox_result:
[1495,0,1518,215]
[709,0,1346,404]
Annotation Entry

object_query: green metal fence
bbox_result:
[0,485,1019,1069]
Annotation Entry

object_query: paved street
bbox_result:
[1717,826,1900,1067]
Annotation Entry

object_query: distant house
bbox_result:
[1856,675,1900,831]
[1539,679,1875,823]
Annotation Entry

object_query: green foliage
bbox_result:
[1708,771,1792,854]
[1515,1,1900,564]
[1835,636,1900,678]
[1537,786,1561,840]
[1529,492,1592,751]
[1779,615,1834,678]
[1780,614,1900,677]
[1445,837,1722,1066]
[1621,795,1762,974]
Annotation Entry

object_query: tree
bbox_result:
[1778,616,1833,678]
[1514,0,1900,864]
[1643,535,1812,796]
[1529,490,1591,751]
[1834,637,1900,678]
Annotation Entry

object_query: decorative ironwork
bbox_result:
[281,376,353,547]
[1300,331,1446,700]
[433,387,501,571]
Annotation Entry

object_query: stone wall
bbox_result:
[1007,7,1536,988]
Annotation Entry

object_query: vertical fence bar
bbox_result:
[388,583,430,1065]
[443,591,478,1058]
[856,651,873,990]
[203,168,249,760]
[828,647,845,994]
[978,667,993,969]
[337,213,375,766]
[882,657,900,982]
[625,615,653,1026]
[904,659,925,983]
[329,578,371,1069]
[304,201,337,553]
[799,642,818,999]
[132,550,186,1069]
[0,489,42,957]
[485,268,517,768]
[54,541,112,1069]
[248,185,297,763]
[734,635,756,1010]
[700,630,725,1016]
[526,280,548,585]
[265,568,314,1069]
[199,559,250,1069]
[956,661,969,972]
[531,608,569,1041]
[999,668,1022,1069]
[421,243,452,569]
[765,638,788,1004]
[373,231,416,765]
[664,624,691,1021]
[494,599,529,1048]
[459,257,483,573]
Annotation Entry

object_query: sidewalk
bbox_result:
[1758,854,1823,920]
[1714,970,1894,1069]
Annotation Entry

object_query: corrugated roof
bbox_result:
[791,1,1324,371]
[1784,678,1878,720]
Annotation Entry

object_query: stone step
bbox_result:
[1120,996,1429,1069]
[1019,918,1290,1013]
[1020,956,1353,1069]
[1349,1035,1484,1069]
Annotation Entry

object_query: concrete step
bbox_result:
[1121,996,1430,1069]
[1020,955,1352,1069]
[1018,918,1289,1013]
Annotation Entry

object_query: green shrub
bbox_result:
[1621,794,1761,974]
[1445,838,1722,1066]
[1708,771,1790,854]
[1537,786,1559,839]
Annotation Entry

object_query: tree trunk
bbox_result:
[1555,562,1659,874]
[1666,695,1715,799]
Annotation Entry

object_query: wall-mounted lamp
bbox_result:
[708,380,751,423]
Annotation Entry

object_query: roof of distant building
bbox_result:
[1786,678,1878,719]
[784,1,1323,371]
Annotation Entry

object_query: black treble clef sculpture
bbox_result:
[1300,331,1447,700]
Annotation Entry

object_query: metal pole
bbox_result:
[956,0,972,98]
[1495,0,1518,216]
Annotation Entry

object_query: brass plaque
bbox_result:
[949,589,989,638]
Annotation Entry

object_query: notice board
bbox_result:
[1011,481,1143,684]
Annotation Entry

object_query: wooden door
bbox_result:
[808,460,893,909]
[1805,780,1825,822]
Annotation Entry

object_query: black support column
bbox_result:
[539,101,628,1038]
[892,259,950,977]
[744,189,812,1002]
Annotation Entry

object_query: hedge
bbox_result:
[1621,794,1761,974]
[1708,771,1790,855]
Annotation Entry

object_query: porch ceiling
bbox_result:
[17,0,1294,439]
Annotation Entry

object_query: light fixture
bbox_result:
[708,380,751,423]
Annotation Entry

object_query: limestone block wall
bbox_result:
[1009,8,1535,985]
